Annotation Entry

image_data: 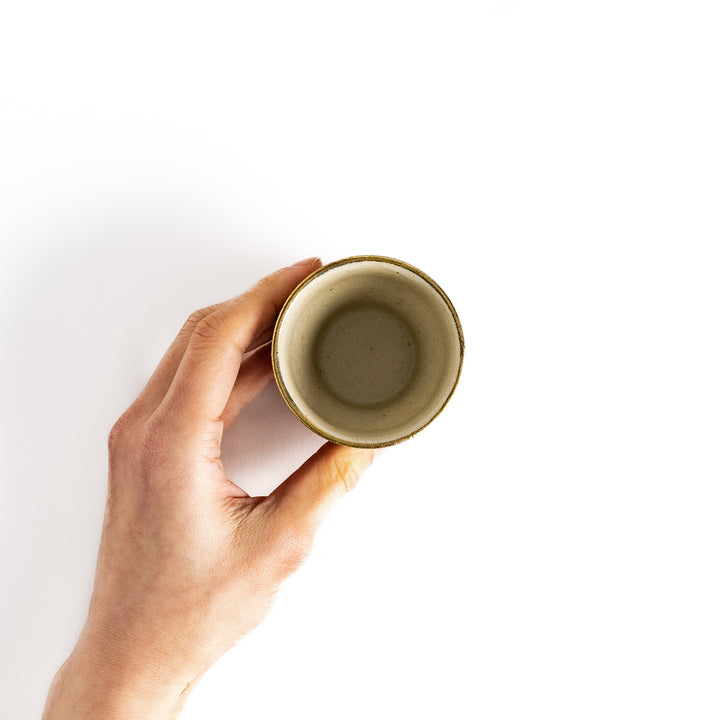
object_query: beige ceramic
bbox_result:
[272,256,464,447]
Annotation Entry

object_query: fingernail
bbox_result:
[291,257,321,267]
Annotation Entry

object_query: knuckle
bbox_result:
[185,307,209,328]
[107,412,135,453]
[331,455,360,495]
[193,311,228,342]
[108,411,150,466]
[247,285,281,319]
[270,529,314,579]
[252,274,273,292]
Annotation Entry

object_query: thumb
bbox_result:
[266,443,375,533]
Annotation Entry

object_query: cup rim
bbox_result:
[271,255,465,448]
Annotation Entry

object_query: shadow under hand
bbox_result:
[0,203,319,718]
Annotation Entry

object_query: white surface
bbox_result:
[0,2,718,719]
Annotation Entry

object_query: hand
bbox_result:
[43,258,375,719]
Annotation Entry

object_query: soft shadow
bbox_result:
[0,203,318,718]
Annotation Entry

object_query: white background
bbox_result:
[1,2,719,718]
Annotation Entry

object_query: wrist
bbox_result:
[42,634,197,720]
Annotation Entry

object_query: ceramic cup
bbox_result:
[272,255,464,447]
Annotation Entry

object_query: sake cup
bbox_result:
[272,255,464,448]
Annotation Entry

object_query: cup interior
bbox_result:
[273,257,463,447]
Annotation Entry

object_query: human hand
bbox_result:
[42,258,375,719]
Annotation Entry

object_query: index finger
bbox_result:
[159,258,321,429]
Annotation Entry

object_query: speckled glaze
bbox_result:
[272,256,464,448]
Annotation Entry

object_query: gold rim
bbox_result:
[271,255,465,448]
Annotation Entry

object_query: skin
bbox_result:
[42,258,374,719]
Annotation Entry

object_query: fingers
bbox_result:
[244,325,275,354]
[253,443,374,584]
[265,443,375,535]
[158,258,321,428]
[133,305,220,413]
[220,342,274,429]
